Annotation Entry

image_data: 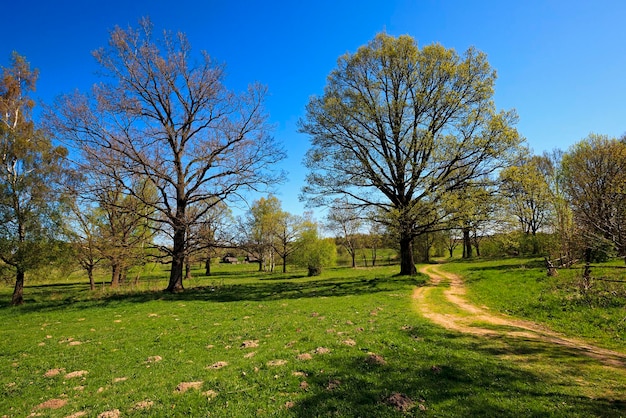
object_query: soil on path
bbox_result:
[414,264,626,369]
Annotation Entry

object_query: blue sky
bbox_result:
[2,0,625,216]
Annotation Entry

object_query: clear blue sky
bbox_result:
[2,0,625,216]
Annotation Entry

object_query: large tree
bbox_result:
[50,19,284,292]
[0,53,68,305]
[561,134,626,258]
[299,33,520,275]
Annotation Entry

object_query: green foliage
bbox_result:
[299,32,522,275]
[0,53,69,304]
[291,225,336,276]
[500,154,554,237]
[561,134,626,256]
[480,232,559,258]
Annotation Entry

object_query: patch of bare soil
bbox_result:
[34,398,67,410]
[267,359,288,366]
[383,392,414,412]
[44,368,65,378]
[65,411,87,418]
[415,264,626,368]
[175,381,203,393]
[203,390,218,400]
[64,370,88,379]
[207,361,228,369]
[365,353,387,366]
[97,409,120,418]
[132,400,154,410]
[241,340,259,348]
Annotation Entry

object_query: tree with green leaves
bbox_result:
[299,33,521,275]
[0,53,68,305]
[238,195,283,272]
[500,154,554,254]
[561,134,626,260]
[292,219,336,276]
[50,19,284,292]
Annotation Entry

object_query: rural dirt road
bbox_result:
[413,263,626,369]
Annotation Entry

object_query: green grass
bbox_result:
[1,262,625,417]
[442,257,626,351]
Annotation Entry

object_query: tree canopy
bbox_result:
[299,33,521,275]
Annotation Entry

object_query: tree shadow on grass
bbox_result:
[290,327,626,417]
[2,273,426,313]
[448,257,546,271]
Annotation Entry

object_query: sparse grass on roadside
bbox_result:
[1,261,625,417]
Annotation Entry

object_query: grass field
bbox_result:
[1,260,625,417]
[442,257,626,351]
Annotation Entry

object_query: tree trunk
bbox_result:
[472,232,481,257]
[308,265,322,276]
[88,267,95,291]
[185,258,192,280]
[205,256,212,276]
[166,226,186,292]
[351,250,356,268]
[462,228,473,258]
[399,235,417,276]
[110,263,121,288]
[11,269,25,306]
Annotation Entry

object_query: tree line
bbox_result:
[1,22,624,305]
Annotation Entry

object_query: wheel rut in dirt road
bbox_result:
[413,263,626,369]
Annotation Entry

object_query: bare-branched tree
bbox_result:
[49,19,285,291]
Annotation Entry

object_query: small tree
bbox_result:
[238,195,282,272]
[190,201,234,276]
[325,201,362,268]
[0,53,68,305]
[500,154,554,254]
[292,221,336,276]
[274,212,305,273]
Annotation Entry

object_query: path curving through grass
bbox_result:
[414,263,626,369]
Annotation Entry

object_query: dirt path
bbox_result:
[414,264,626,369]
